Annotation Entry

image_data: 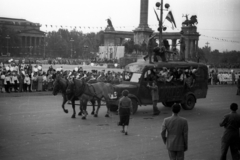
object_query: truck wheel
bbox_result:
[162,102,174,107]
[131,98,138,114]
[108,105,118,112]
[181,95,196,110]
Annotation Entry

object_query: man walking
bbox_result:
[147,80,160,115]
[219,103,240,160]
[161,104,188,160]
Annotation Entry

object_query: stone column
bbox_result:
[20,36,23,54]
[139,0,149,28]
[185,38,190,60]
[30,37,32,54]
[133,0,153,46]
[34,37,37,55]
[171,39,177,49]
[192,39,196,58]
[190,39,194,59]
[195,39,199,59]
[25,36,27,54]
[38,37,41,55]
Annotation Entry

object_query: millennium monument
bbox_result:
[102,0,200,61]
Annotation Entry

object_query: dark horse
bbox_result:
[52,74,96,118]
[66,78,114,119]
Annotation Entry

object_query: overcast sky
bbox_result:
[1,0,240,52]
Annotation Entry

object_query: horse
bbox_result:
[188,15,198,26]
[66,78,114,119]
[52,74,96,118]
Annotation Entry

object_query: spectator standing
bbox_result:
[219,103,240,160]
[23,74,31,92]
[11,71,19,92]
[118,90,132,135]
[0,72,5,92]
[4,71,11,93]
[31,72,38,91]
[232,71,236,85]
[143,34,158,63]
[161,104,188,160]
[18,70,25,92]
[147,80,161,115]
[37,73,43,92]
[42,72,47,91]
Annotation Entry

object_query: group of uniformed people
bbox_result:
[62,67,123,85]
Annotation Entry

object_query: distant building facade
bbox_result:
[0,17,45,56]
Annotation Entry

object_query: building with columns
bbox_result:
[103,0,200,61]
[0,17,45,56]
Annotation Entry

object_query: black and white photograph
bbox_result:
[0,0,240,159]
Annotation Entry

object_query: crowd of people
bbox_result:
[209,69,240,85]
[0,63,124,93]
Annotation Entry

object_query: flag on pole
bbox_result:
[165,11,177,28]
[154,8,160,22]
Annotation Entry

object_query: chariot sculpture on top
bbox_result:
[182,14,198,27]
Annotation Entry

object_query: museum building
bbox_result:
[0,17,45,56]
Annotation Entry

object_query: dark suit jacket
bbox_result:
[220,111,240,143]
[161,115,188,151]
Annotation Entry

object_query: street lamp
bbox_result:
[155,1,170,47]
[70,38,74,58]
[29,46,33,56]
[84,45,88,59]
[6,35,10,55]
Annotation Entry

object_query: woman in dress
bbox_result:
[118,90,133,135]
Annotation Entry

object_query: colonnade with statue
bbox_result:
[102,0,200,61]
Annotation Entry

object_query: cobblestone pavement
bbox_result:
[0,85,239,160]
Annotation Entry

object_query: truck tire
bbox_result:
[181,94,196,110]
[131,98,138,114]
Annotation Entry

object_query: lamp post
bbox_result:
[6,35,10,55]
[29,46,33,56]
[70,38,74,58]
[84,45,88,59]
[155,1,170,47]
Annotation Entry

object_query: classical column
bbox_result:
[190,39,194,59]
[195,39,199,59]
[34,37,37,55]
[25,36,27,54]
[38,37,41,55]
[192,39,196,58]
[30,36,33,55]
[139,0,149,28]
[171,39,177,49]
[133,0,153,45]
[20,36,23,54]
[185,38,190,60]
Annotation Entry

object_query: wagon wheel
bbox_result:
[181,94,196,110]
